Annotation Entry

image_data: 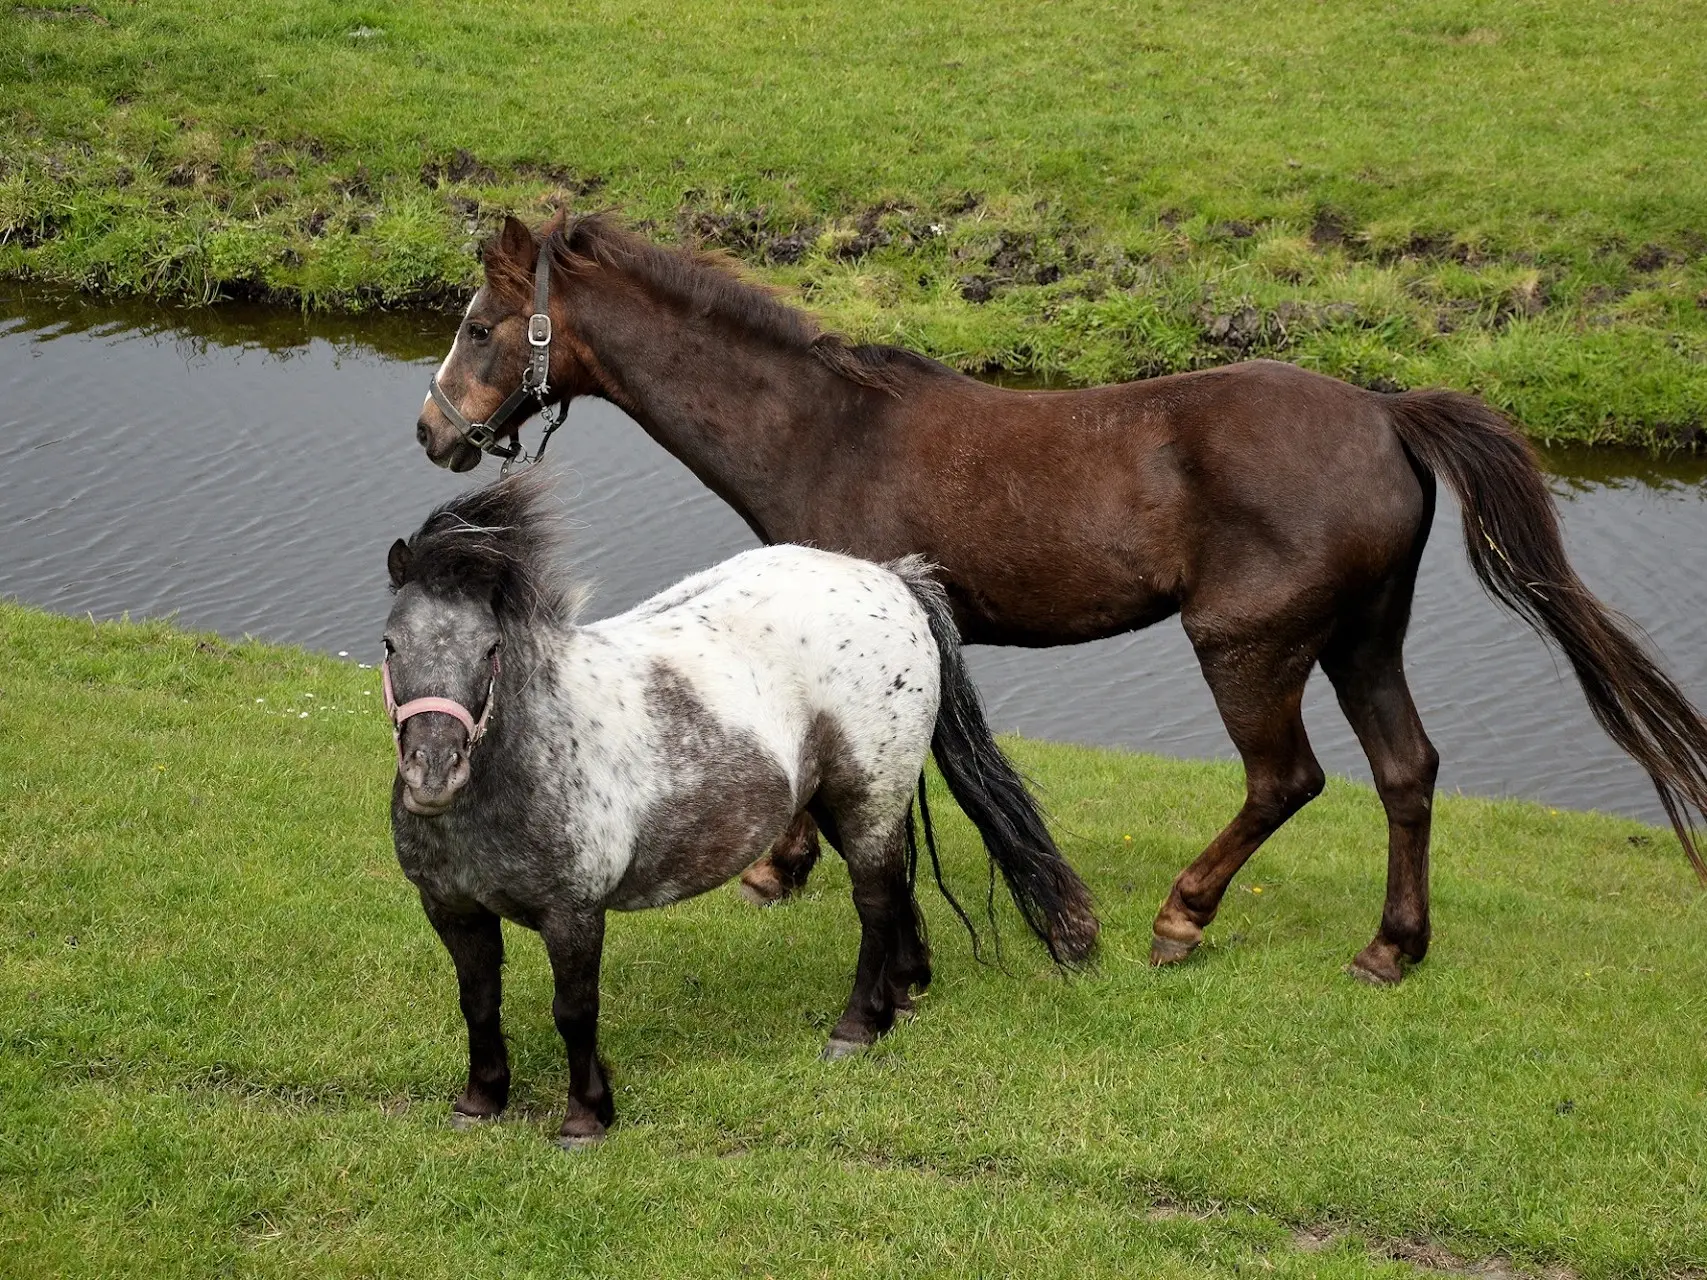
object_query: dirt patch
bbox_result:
[678,206,820,265]
[14,4,108,22]
[420,148,497,189]
[1309,208,1351,249]
[1631,242,1685,272]
[330,165,373,200]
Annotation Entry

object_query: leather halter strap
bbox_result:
[428,241,567,471]
[381,653,499,766]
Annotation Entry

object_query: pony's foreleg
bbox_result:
[738,811,823,905]
[540,907,613,1148]
[421,895,510,1125]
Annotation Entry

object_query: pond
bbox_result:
[3,283,1704,827]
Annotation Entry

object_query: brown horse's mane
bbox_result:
[484,213,951,396]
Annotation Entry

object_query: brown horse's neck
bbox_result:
[560,267,896,540]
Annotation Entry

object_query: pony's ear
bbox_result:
[387,538,412,589]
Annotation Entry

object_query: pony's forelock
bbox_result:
[396,468,583,626]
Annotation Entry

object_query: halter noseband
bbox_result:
[381,652,500,766]
[428,240,568,474]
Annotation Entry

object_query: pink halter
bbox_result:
[381,652,499,765]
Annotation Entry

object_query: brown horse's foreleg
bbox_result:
[738,810,823,905]
[1322,622,1440,985]
[421,895,511,1124]
[1152,633,1325,965]
[540,908,613,1148]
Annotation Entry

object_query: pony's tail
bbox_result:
[890,557,1101,966]
[1388,390,1707,884]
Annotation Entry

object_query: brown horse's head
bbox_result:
[417,213,581,471]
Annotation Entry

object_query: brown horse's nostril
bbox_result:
[417,420,431,448]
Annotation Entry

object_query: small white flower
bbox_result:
[358,663,372,670]
[337,650,349,658]
[299,711,310,719]
[254,697,265,704]
[929,223,944,235]
[302,693,315,699]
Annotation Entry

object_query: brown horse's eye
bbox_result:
[468,323,491,342]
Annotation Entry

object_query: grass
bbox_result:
[4,600,1707,1277]
[3,0,1707,446]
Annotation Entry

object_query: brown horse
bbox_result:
[416,212,1707,984]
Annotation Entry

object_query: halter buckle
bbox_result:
[528,313,552,346]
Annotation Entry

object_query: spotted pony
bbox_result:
[382,469,1099,1147]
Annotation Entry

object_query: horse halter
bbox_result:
[427,241,569,474]
[381,652,500,767]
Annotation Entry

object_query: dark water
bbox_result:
[4,284,1705,825]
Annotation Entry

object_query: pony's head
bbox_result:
[416,213,586,471]
[382,469,569,814]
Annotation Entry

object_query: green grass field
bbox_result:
[4,601,1706,1277]
[4,0,1707,445]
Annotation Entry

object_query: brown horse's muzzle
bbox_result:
[416,409,485,472]
[398,717,473,815]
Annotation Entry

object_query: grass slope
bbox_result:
[4,0,1707,445]
[3,602,1706,1277]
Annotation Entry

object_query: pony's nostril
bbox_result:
[417,420,431,447]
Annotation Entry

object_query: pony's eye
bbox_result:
[467,323,491,342]
[382,637,396,655]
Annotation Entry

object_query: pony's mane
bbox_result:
[396,468,579,626]
[484,212,951,396]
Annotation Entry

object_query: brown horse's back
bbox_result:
[874,359,1428,646]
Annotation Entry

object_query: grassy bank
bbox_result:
[4,0,1707,446]
[3,601,1706,1277]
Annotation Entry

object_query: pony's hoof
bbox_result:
[821,1037,870,1061]
[449,1109,499,1131]
[1150,932,1199,966]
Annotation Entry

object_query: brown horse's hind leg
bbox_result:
[1152,628,1327,965]
[1321,585,1440,986]
[738,811,823,905]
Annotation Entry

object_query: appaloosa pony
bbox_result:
[415,212,1707,985]
[383,471,1097,1146]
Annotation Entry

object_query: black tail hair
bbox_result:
[1389,390,1707,884]
[890,557,1101,965]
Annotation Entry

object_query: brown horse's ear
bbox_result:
[494,214,535,265]
[541,206,567,239]
[387,538,412,589]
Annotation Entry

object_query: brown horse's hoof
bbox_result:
[821,1036,871,1061]
[737,861,792,906]
[1150,932,1200,966]
[449,1109,499,1131]
[1346,940,1407,985]
[557,1119,607,1149]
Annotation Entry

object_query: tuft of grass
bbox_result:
[3,0,1707,445]
[4,600,1706,1277]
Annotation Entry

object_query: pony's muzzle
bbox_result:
[398,720,473,815]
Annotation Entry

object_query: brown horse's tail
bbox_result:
[1387,389,1707,883]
